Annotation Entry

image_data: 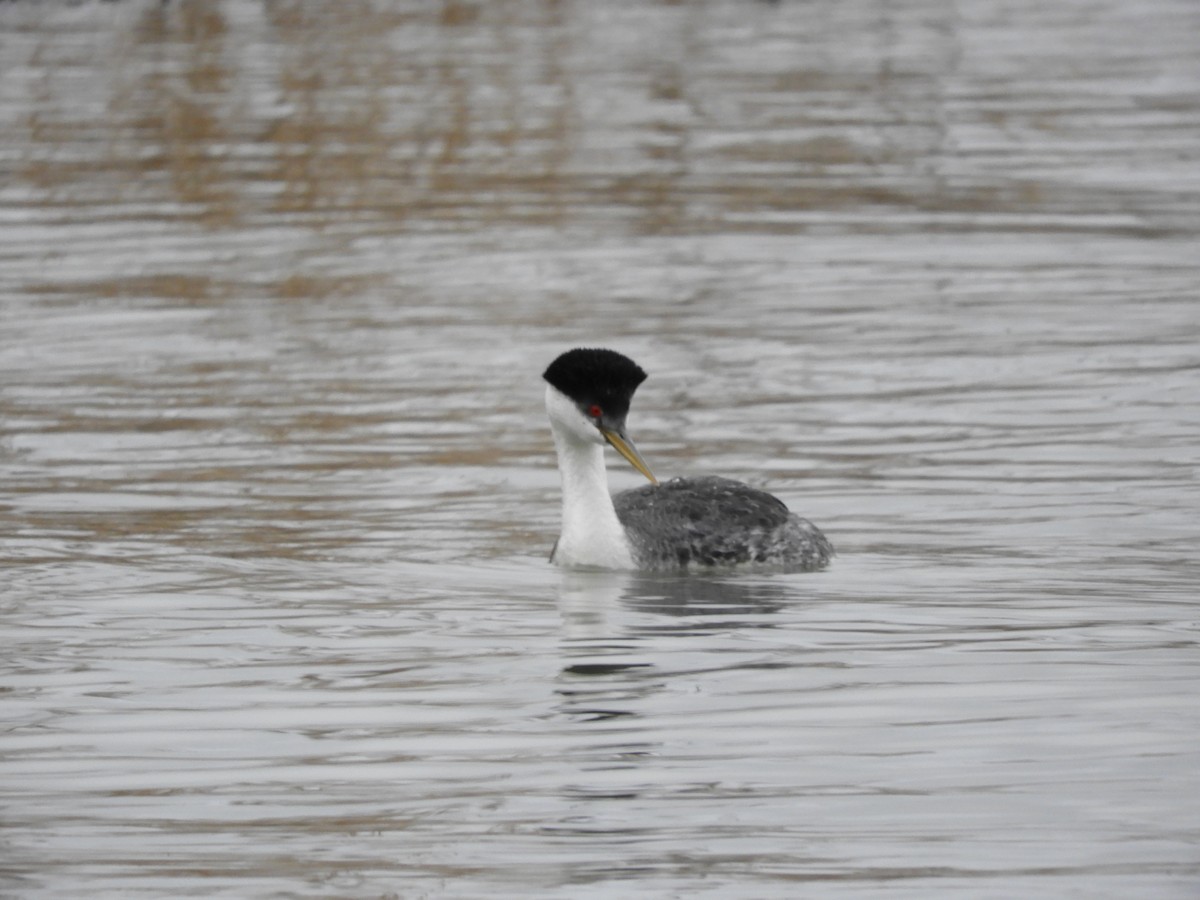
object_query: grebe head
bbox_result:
[543,348,658,484]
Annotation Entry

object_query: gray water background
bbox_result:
[2,1,1199,897]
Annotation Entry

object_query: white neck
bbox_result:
[546,387,635,569]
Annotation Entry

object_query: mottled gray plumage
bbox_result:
[614,475,833,572]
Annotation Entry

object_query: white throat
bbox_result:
[545,385,635,570]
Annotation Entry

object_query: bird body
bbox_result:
[615,476,831,571]
[543,348,832,573]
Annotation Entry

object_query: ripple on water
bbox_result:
[2,0,1200,898]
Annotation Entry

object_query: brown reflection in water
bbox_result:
[264,3,391,218]
[9,0,1195,249]
[26,274,218,304]
[126,2,236,226]
[257,2,578,228]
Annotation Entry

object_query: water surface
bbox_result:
[2,1,1199,897]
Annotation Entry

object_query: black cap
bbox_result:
[543,348,647,424]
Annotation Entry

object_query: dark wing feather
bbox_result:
[613,476,831,571]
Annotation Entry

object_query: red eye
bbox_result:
[588,404,603,419]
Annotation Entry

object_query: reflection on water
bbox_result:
[560,569,789,631]
[5,0,1198,241]
[624,574,791,619]
[3,0,1200,897]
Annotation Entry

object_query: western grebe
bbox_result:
[543,347,833,572]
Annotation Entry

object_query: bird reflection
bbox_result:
[553,570,794,724]
[620,574,789,621]
[557,569,787,639]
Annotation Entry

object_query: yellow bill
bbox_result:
[600,427,658,484]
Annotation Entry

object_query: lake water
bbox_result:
[2,1,1199,897]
